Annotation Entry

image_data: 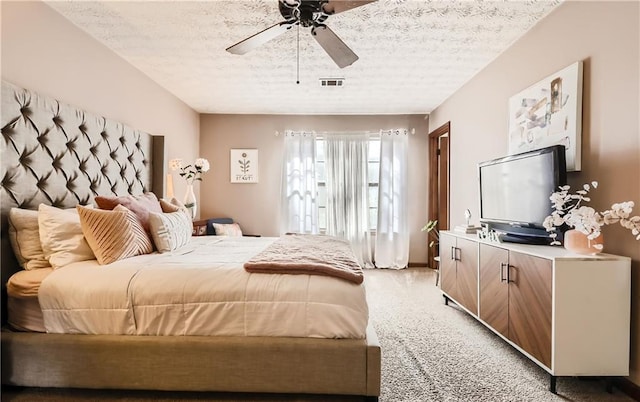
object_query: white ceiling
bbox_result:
[47,0,561,115]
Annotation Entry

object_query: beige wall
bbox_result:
[1,1,200,200]
[429,1,640,384]
[199,114,431,264]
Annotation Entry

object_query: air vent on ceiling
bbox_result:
[320,78,344,87]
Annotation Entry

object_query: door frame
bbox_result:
[428,121,451,266]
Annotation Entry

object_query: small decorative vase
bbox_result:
[183,183,197,220]
[563,229,604,255]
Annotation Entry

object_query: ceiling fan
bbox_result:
[226,0,376,69]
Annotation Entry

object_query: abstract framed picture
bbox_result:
[230,149,258,183]
[508,61,583,171]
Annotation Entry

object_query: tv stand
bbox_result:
[439,231,631,394]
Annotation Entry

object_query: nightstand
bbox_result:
[192,219,208,236]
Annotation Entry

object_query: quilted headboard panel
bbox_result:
[0,80,164,324]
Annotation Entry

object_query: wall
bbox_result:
[1,1,200,200]
[429,1,640,385]
[199,114,430,264]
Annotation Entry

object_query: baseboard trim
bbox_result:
[614,377,640,401]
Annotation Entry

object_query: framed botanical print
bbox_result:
[230,149,258,183]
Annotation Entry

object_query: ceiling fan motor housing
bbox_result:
[279,0,330,27]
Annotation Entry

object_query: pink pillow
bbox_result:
[94,193,162,232]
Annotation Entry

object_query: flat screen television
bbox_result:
[478,145,567,244]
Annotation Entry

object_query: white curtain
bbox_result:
[280,131,318,235]
[375,129,409,269]
[324,133,374,268]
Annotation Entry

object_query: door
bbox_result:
[479,244,509,337]
[439,233,457,300]
[507,251,553,368]
[455,238,478,315]
[428,122,450,267]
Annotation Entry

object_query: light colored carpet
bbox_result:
[366,268,633,402]
[2,268,634,401]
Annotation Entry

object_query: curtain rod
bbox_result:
[275,128,415,137]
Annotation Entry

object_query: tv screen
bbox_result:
[479,145,567,240]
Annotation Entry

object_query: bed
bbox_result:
[0,80,381,400]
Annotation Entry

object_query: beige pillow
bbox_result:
[212,222,243,237]
[159,198,188,214]
[8,208,51,270]
[148,211,193,253]
[38,204,95,269]
[77,205,153,265]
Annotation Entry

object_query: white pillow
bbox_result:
[148,210,192,253]
[38,204,95,269]
[8,208,51,270]
[212,222,243,237]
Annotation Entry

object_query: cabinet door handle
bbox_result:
[451,246,455,261]
[506,264,512,283]
[456,247,461,262]
[500,262,507,283]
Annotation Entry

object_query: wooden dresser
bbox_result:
[439,231,631,393]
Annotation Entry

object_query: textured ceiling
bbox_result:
[47,0,561,115]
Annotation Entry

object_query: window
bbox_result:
[315,137,380,232]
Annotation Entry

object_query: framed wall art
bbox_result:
[230,149,258,183]
[508,61,583,171]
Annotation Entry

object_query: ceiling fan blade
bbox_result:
[322,0,376,15]
[226,20,295,55]
[312,25,358,68]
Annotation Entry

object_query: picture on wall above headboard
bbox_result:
[508,61,583,171]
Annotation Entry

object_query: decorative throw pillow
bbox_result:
[159,198,188,214]
[77,205,153,265]
[148,211,193,253]
[160,199,180,213]
[38,204,95,269]
[94,192,162,232]
[8,208,51,270]
[212,222,243,237]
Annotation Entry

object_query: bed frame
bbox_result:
[0,81,381,400]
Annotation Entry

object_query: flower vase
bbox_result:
[563,229,604,255]
[183,184,197,220]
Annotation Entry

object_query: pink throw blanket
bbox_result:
[244,234,364,284]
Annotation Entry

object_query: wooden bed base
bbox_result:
[1,324,380,400]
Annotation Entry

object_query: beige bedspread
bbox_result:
[39,236,368,337]
[244,234,364,284]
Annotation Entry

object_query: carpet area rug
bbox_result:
[365,268,633,402]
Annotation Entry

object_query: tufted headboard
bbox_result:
[0,80,165,324]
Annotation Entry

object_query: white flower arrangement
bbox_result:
[543,181,640,246]
[169,157,210,184]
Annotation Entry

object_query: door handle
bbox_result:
[506,264,512,283]
[500,262,507,283]
[455,247,461,262]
